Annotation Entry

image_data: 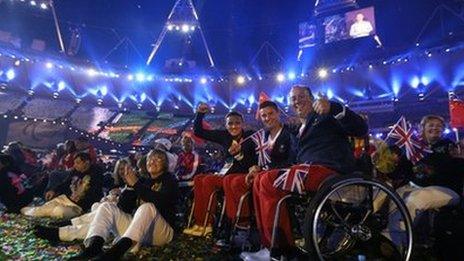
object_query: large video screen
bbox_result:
[299,22,317,49]
[70,106,116,134]
[6,121,67,149]
[324,6,376,43]
[98,111,153,143]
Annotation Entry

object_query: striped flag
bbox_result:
[385,116,431,164]
[250,129,272,168]
[273,164,311,194]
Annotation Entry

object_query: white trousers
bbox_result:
[21,195,82,219]
[84,202,173,249]
[59,202,102,241]
[384,183,460,245]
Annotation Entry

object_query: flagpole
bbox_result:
[454,127,462,155]
[239,128,264,145]
[383,116,403,142]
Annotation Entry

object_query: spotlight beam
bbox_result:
[146,27,168,65]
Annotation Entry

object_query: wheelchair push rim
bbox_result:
[308,178,413,261]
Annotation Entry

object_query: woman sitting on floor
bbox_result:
[34,157,138,242]
[70,149,179,260]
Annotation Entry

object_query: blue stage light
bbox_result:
[236,75,245,85]
[140,93,147,102]
[136,73,145,82]
[318,68,328,79]
[274,96,285,104]
[200,77,208,84]
[181,24,190,33]
[352,89,365,97]
[421,76,430,86]
[100,86,108,96]
[6,69,15,80]
[410,76,420,88]
[327,89,334,99]
[57,81,66,91]
[276,73,285,82]
[87,68,97,77]
[248,94,255,105]
[287,72,296,80]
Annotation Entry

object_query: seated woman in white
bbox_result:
[69,149,179,260]
[34,157,137,242]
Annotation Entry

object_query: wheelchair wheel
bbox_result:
[304,176,413,260]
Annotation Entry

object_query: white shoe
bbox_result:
[239,250,253,260]
[240,248,270,261]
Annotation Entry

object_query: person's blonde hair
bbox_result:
[146,149,169,173]
[420,114,445,137]
[113,158,132,186]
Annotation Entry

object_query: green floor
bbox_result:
[0,213,226,260]
[0,212,443,260]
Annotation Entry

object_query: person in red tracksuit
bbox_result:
[183,103,256,237]
[175,135,202,195]
[222,101,296,239]
[240,85,368,261]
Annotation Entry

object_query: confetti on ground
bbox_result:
[0,212,237,260]
[0,211,437,260]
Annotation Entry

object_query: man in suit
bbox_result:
[241,85,368,260]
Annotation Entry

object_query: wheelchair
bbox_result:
[285,139,415,260]
[296,174,413,260]
[185,140,414,260]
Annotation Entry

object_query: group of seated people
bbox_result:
[0,84,463,260]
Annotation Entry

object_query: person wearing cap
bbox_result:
[154,138,178,173]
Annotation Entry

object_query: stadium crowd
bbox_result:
[0,85,463,260]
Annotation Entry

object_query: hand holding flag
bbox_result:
[385,116,431,164]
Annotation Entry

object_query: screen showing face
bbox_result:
[346,7,376,39]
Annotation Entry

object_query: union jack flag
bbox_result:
[250,129,272,168]
[385,116,431,164]
[273,164,311,194]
